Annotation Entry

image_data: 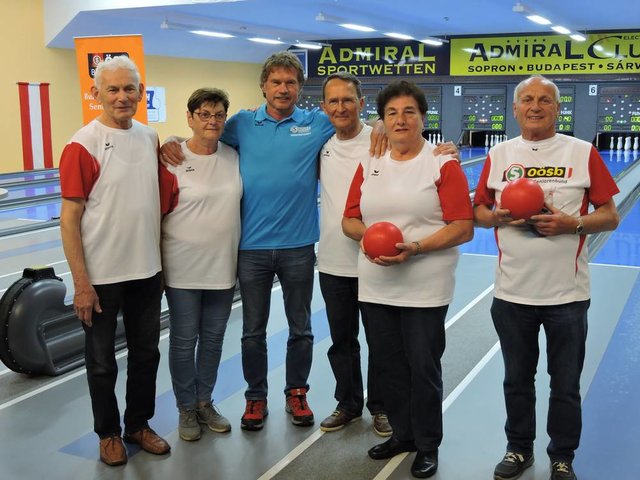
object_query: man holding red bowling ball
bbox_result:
[474,75,620,480]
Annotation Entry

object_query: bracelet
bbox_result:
[412,241,422,255]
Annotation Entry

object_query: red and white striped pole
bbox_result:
[17,82,53,171]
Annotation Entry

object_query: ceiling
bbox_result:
[45,0,640,64]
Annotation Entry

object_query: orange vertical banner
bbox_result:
[74,35,147,125]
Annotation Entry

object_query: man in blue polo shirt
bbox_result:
[161,51,335,431]
[225,52,334,430]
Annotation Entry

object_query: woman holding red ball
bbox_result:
[342,80,474,478]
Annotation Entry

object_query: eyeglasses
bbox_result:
[193,110,227,122]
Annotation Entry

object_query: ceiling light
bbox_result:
[420,37,447,46]
[526,15,551,25]
[163,19,325,48]
[513,3,588,42]
[384,32,413,40]
[339,23,376,32]
[190,30,234,38]
[295,42,323,50]
[551,25,571,34]
[248,37,285,44]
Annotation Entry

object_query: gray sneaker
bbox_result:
[179,408,201,441]
[197,403,231,433]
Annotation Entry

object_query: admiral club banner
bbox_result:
[306,38,450,79]
[74,34,147,125]
[450,32,640,76]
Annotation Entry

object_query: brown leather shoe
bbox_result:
[373,413,393,437]
[99,435,127,466]
[320,409,361,432]
[124,427,171,455]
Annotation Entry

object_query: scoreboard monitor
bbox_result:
[597,85,640,133]
[462,86,506,131]
[557,86,575,133]
[419,86,442,131]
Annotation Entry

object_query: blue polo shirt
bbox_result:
[222,105,334,250]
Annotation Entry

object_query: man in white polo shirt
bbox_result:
[474,75,619,480]
[59,55,170,467]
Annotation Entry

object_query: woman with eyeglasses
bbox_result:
[159,88,242,441]
[342,80,473,478]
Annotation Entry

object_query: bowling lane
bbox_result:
[0,180,61,204]
[599,148,640,178]
[592,194,640,267]
[0,168,58,186]
[459,146,488,162]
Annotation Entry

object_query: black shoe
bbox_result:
[411,450,438,478]
[550,461,576,480]
[368,437,417,460]
[494,451,534,480]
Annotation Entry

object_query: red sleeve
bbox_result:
[158,164,179,215]
[473,154,496,207]
[587,146,619,207]
[59,142,100,200]
[343,163,364,219]
[437,159,474,221]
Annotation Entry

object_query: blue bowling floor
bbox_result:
[0,147,639,479]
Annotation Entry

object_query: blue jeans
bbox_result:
[491,298,589,462]
[166,286,235,409]
[319,273,383,416]
[237,245,315,399]
[364,302,448,452]
[83,272,162,437]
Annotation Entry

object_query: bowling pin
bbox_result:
[437,133,442,144]
[634,136,639,151]
[617,135,623,150]
[427,133,432,143]
[610,136,615,150]
[485,134,489,147]
[624,136,631,150]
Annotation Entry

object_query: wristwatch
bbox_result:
[575,216,584,235]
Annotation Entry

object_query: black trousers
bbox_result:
[364,302,448,452]
[319,273,383,415]
[83,272,163,437]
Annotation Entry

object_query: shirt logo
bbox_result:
[503,163,572,181]
[371,169,380,176]
[104,142,113,151]
[185,166,195,172]
[321,149,330,157]
[290,125,311,136]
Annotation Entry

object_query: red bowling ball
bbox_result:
[501,178,545,220]
[363,221,404,259]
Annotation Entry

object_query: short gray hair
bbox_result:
[321,72,362,101]
[513,75,560,103]
[94,55,141,88]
